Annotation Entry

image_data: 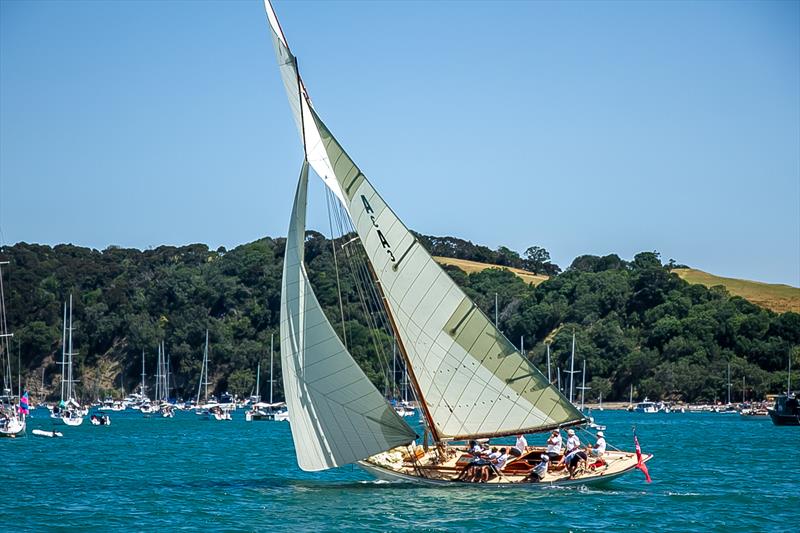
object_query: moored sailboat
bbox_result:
[246,334,289,422]
[265,1,651,485]
[51,295,84,426]
[0,261,26,438]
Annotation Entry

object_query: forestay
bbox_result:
[266,1,585,441]
[280,161,417,472]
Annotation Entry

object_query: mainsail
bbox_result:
[266,1,585,442]
[280,161,417,472]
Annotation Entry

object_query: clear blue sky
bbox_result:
[1,0,798,286]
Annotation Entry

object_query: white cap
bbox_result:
[567,429,575,436]
[597,431,604,437]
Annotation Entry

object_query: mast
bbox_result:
[165,342,171,403]
[255,361,261,402]
[197,329,209,404]
[364,260,440,444]
[788,353,792,395]
[567,331,577,404]
[577,359,590,411]
[155,343,161,405]
[0,261,14,398]
[60,302,67,401]
[494,293,498,328]
[629,384,633,404]
[269,333,274,404]
[546,342,551,383]
[727,363,732,405]
[67,294,74,402]
[140,349,146,399]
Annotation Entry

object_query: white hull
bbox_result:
[60,415,84,426]
[32,429,63,438]
[0,417,26,437]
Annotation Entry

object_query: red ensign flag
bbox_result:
[634,432,652,483]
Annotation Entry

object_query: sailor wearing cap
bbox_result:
[592,431,606,457]
[565,428,581,453]
[545,429,562,460]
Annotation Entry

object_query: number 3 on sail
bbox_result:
[265,0,652,486]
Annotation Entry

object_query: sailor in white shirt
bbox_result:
[591,431,607,457]
[546,429,562,460]
[515,434,528,454]
[480,448,510,482]
[565,429,581,453]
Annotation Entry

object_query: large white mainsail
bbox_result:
[266,1,584,442]
[280,161,417,472]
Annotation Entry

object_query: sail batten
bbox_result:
[280,161,417,472]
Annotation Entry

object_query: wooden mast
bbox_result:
[363,260,441,446]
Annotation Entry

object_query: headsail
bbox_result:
[266,2,585,441]
[280,161,417,472]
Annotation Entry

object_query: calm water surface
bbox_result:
[2,409,797,532]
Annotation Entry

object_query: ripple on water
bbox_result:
[5,409,799,532]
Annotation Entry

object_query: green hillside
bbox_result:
[0,239,797,404]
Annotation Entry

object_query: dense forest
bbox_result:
[0,234,797,405]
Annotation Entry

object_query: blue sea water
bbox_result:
[2,409,797,532]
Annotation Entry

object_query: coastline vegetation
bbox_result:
[1,235,797,405]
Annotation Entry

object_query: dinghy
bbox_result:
[32,429,63,438]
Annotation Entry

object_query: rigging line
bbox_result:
[325,186,348,350]
[335,202,396,343]
[331,200,396,396]
[340,239,393,389]
[339,214,399,390]
[326,197,388,378]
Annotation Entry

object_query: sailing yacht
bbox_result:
[265,1,651,485]
[195,330,230,421]
[246,334,289,422]
[51,295,84,426]
[0,261,25,438]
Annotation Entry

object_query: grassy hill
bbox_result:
[672,268,799,314]
[433,256,799,314]
[433,256,549,286]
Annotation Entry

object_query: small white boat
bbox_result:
[32,429,63,438]
[634,399,659,414]
[393,401,416,418]
[98,398,126,412]
[59,411,84,426]
[0,414,26,438]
